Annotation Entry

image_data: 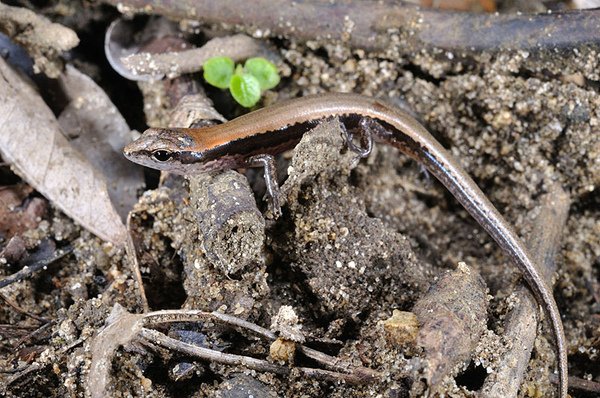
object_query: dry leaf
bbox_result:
[58,64,144,221]
[0,58,126,246]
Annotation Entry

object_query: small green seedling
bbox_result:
[203,56,280,108]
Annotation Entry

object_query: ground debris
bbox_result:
[410,262,488,395]
[270,305,304,343]
[382,310,419,349]
[0,2,78,77]
[276,119,429,317]
[0,58,126,246]
[1,1,598,397]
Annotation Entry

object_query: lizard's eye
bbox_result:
[152,150,173,162]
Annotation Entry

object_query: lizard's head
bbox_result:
[123,128,202,174]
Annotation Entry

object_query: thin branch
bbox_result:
[210,311,276,339]
[0,324,38,330]
[550,374,600,394]
[481,184,571,396]
[125,214,149,313]
[13,321,55,348]
[0,292,49,323]
[138,327,285,374]
[141,309,382,382]
[141,309,212,325]
[121,34,272,79]
[295,366,375,385]
[6,337,84,387]
[0,246,72,289]
[88,305,382,398]
[137,327,377,385]
[103,0,600,52]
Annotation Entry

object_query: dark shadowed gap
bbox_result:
[455,360,488,391]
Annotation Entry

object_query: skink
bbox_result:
[123,93,567,397]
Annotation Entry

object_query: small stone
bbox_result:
[140,376,152,390]
[215,373,278,398]
[270,305,305,343]
[170,362,198,381]
[269,337,296,363]
[382,310,419,348]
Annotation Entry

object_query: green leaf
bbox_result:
[230,74,261,108]
[244,58,280,91]
[203,56,234,89]
[235,64,244,76]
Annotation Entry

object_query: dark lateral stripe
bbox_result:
[202,120,319,162]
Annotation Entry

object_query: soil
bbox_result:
[0,1,598,398]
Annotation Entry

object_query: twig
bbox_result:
[88,306,382,398]
[13,321,55,348]
[3,363,42,388]
[137,327,377,385]
[297,345,380,382]
[0,365,27,374]
[481,184,571,396]
[0,324,39,341]
[0,324,38,330]
[125,213,150,313]
[103,0,600,52]
[295,366,374,385]
[210,311,276,339]
[549,374,600,394]
[211,312,380,381]
[142,309,212,325]
[5,337,84,387]
[138,327,284,373]
[122,34,272,79]
[0,246,73,289]
[0,292,49,323]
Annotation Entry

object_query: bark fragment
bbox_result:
[410,261,488,395]
[103,0,600,52]
[481,184,571,397]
